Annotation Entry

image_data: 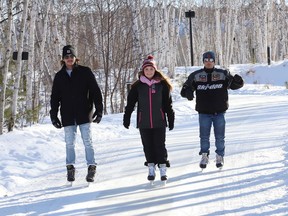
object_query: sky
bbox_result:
[0,60,287,216]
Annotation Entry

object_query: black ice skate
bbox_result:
[66,165,75,182]
[86,165,96,182]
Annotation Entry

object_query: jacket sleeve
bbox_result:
[50,74,61,119]
[227,71,244,90]
[87,68,103,115]
[123,84,138,128]
[180,74,195,100]
[162,82,174,128]
[124,83,138,118]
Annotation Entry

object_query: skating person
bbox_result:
[123,55,174,182]
[50,45,103,182]
[180,51,244,169]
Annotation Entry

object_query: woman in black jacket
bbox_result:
[50,45,103,183]
[123,55,175,183]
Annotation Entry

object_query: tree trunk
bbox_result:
[10,0,30,131]
[130,0,142,70]
[26,0,37,125]
[214,0,223,66]
[0,0,13,134]
[38,1,52,90]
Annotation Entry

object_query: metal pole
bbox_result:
[189,17,193,66]
[267,46,271,65]
[186,10,195,66]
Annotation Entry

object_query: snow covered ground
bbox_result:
[0,61,288,216]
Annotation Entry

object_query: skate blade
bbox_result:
[66,181,73,187]
[79,182,93,188]
[146,180,167,189]
[160,181,167,187]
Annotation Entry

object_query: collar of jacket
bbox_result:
[61,63,79,71]
[204,67,214,73]
[140,75,160,86]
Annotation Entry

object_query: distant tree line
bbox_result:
[0,0,287,134]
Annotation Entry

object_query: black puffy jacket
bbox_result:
[50,64,103,126]
[124,78,174,129]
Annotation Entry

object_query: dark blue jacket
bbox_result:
[50,64,103,126]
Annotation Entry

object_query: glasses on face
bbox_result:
[64,54,75,59]
[204,58,214,63]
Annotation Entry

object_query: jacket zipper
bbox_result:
[149,87,153,128]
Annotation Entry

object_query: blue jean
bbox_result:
[198,113,225,157]
[64,123,96,165]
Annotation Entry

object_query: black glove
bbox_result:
[167,111,175,131]
[233,74,242,82]
[123,114,130,129]
[168,122,174,131]
[92,111,102,123]
[181,85,194,101]
[51,117,62,129]
[186,90,194,101]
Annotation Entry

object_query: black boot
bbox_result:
[86,165,96,182]
[67,165,75,182]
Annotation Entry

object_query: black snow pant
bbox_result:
[139,127,168,166]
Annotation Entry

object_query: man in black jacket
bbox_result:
[50,45,103,182]
[181,51,243,170]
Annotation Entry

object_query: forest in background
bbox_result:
[0,0,287,134]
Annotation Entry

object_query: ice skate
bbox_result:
[216,154,224,169]
[66,165,75,182]
[147,163,156,185]
[199,153,209,170]
[86,165,96,182]
[159,164,167,186]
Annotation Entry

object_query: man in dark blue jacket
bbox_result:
[181,51,243,170]
[50,45,103,182]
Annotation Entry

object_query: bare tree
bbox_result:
[0,0,13,134]
[10,0,30,131]
[25,0,37,125]
[214,0,223,66]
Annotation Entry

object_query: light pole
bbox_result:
[185,10,195,66]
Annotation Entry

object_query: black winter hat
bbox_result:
[62,45,76,59]
[202,51,215,62]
